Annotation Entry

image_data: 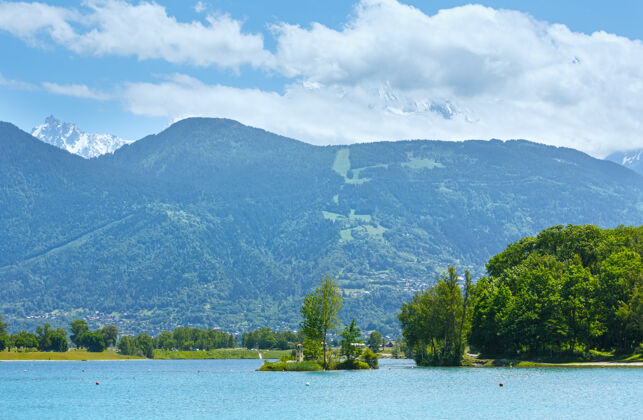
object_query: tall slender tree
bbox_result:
[341,318,362,364]
[300,274,343,369]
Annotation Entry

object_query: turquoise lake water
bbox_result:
[0,358,641,419]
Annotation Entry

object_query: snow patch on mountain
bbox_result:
[31,116,133,158]
[605,149,643,176]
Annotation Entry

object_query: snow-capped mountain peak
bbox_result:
[605,148,643,176]
[31,116,133,158]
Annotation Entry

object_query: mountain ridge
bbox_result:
[1,117,642,335]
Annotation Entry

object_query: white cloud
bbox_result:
[123,0,643,156]
[42,82,112,100]
[0,0,271,68]
[0,73,37,90]
[194,1,206,13]
[0,1,77,45]
[3,0,643,156]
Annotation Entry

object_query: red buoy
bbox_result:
[499,382,504,387]
[96,382,100,385]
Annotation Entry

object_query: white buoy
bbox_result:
[305,382,310,386]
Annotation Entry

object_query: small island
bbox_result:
[259,276,379,372]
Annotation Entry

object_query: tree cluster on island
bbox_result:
[399,224,642,366]
[260,275,379,371]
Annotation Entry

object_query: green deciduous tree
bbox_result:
[0,315,7,351]
[399,266,470,366]
[9,331,38,350]
[155,331,176,350]
[340,318,362,364]
[36,323,69,352]
[70,320,89,348]
[135,333,155,358]
[242,328,300,350]
[367,331,383,352]
[118,336,137,355]
[117,333,155,358]
[100,325,119,348]
[81,331,106,352]
[362,348,379,369]
[300,274,343,369]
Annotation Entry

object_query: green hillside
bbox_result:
[1,118,642,335]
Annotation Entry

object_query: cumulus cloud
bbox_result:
[0,1,77,45]
[0,0,271,68]
[118,0,643,156]
[42,82,112,100]
[263,0,643,155]
[3,0,643,155]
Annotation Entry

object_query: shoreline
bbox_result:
[0,359,148,362]
[0,348,289,362]
[3,357,642,367]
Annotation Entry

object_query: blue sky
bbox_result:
[1,0,642,156]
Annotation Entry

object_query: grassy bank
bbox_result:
[462,352,643,368]
[152,349,291,360]
[0,349,293,361]
[0,349,142,361]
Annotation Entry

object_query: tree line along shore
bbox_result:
[1,224,641,367]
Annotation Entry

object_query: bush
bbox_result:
[280,353,296,362]
[362,348,379,369]
[258,361,322,371]
[336,359,370,370]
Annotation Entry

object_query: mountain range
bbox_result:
[31,116,132,159]
[1,118,642,335]
[31,115,643,178]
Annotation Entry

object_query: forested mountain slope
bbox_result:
[1,118,642,334]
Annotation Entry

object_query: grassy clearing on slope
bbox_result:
[0,349,142,361]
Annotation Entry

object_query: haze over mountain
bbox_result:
[1,118,642,335]
[606,149,643,176]
[31,116,132,159]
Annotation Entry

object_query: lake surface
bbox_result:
[1,358,641,419]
